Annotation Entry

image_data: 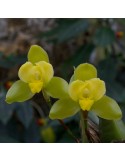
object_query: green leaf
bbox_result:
[6,80,34,104]
[97,56,118,81]
[28,45,49,63]
[93,27,115,47]
[49,98,80,119]
[97,57,125,102]
[45,77,69,99]
[106,81,125,103]
[0,53,26,69]
[74,63,97,81]
[23,119,41,142]
[58,19,89,43]
[99,118,125,142]
[91,96,122,120]
[16,101,33,128]
[0,96,15,124]
[39,19,88,43]
[61,44,95,79]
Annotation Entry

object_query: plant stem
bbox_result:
[58,119,80,143]
[82,110,91,141]
[80,110,88,143]
[42,91,80,143]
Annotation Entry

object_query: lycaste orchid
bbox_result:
[6,45,68,103]
[49,63,122,120]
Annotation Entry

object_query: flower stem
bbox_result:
[42,91,80,143]
[58,119,80,143]
[80,110,88,143]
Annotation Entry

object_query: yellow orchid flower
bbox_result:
[18,61,54,94]
[6,45,68,104]
[49,63,122,120]
[68,78,106,111]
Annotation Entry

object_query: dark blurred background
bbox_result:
[0,18,125,143]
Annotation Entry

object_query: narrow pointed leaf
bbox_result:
[74,63,97,81]
[28,45,49,63]
[49,98,80,119]
[92,96,122,120]
[99,118,125,142]
[45,77,69,99]
[6,80,34,104]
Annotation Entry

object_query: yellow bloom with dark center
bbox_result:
[68,78,106,111]
[18,61,54,94]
